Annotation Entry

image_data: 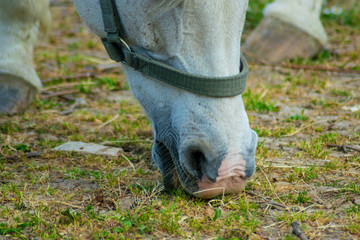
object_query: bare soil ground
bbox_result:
[0,1,359,239]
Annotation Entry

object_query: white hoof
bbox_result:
[0,73,37,115]
[263,0,327,46]
[244,0,328,63]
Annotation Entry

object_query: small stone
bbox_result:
[107,91,135,103]
[342,105,360,112]
[41,134,58,142]
[340,201,354,210]
[279,106,311,117]
[354,196,360,206]
[26,151,43,158]
[53,141,123,157]
[333,121,354,130]
[118,197,135,210]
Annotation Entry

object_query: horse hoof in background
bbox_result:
[0,0,50,114]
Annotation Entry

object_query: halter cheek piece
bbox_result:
[99,0,248,97]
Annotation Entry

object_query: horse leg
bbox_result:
[244,0,327,63]
[0,0,50,114]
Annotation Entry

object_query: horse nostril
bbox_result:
[184,148,218,183]
[186,149,204,180]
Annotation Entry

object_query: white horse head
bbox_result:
[74,0,257,198]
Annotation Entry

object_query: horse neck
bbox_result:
[178,0,247,77]
[121,0,248,77]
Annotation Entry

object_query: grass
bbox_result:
[243,89,278,112]
[285,166,320,183]
[322,2,360,28]
[0,1,359,239]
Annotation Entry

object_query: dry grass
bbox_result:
[0,1,359,239]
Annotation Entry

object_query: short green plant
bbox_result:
[295,190,311,204]
[243,89,278,112]
[322,3,360,27]
[14,143,30,152]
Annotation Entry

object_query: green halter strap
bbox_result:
[99,0,248,97]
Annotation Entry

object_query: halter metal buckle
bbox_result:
[101,35,132,64]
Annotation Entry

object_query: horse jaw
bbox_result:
[74,0,257,198]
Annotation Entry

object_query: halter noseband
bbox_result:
[99,0,248,97]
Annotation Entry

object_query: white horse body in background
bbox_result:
[74,0,257,198]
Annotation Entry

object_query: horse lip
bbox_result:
[176,151,248,196]
[202,170,247,184]
[217,164,246,180]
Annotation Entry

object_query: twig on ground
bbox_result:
[243,49,360,75]
[4,154,21,161]
[43,82,97,91]
[41,90,78,100]
[90,115,119,132]
[43,201,83,209]
[279,63,360,75]
[291,222,308,240]
[264,165,308,169]
[60,98,87,115]
[42,72,98,83]
[121,154,135,171]
[246,191,290,211]
[208,198,225,208]
[4,152,43,161]
[263,222,281,229]
[96,62,123,71]
[340,77,360,83]
[285,120,329,137]
[316,224,344,230]
[132,183,163,214]
[102,139,153,146]
[242,49,268,65]
[258,167,286,206]
[26,151,43,158]
[326,144,360,153]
